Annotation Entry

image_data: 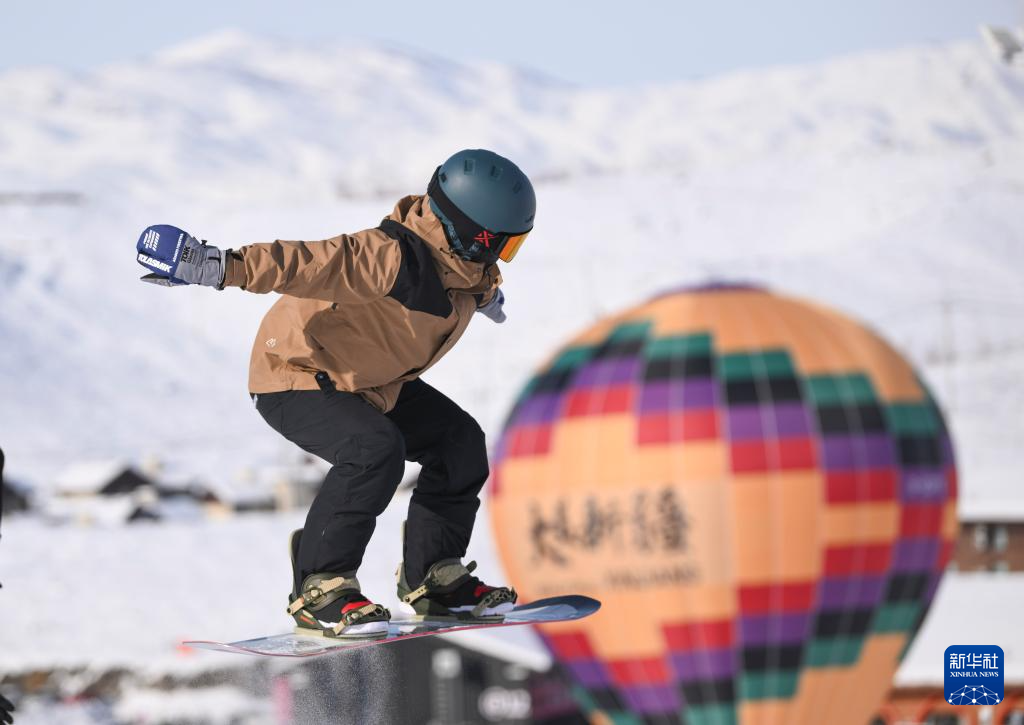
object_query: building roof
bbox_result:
[894,572,1024,687]
[52,460,138,495]
[958,498,1024,523]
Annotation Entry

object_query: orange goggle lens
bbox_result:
[498,232,530,262]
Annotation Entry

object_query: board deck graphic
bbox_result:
[183,595,600,658]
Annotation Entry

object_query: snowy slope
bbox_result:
[0,37,1022,509]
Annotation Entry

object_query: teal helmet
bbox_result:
[427,149,536,263]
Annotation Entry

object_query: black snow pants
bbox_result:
[254,379,489,592]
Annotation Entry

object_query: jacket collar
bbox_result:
[386,195,501,294]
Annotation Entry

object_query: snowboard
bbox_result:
[183,594,599,658]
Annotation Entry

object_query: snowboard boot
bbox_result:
[287,529,391,638]
[396,558,518,622]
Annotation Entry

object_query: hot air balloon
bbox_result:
[489,285,957,725]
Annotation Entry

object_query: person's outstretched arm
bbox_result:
[135,224,399,304]
[221,233,398,302]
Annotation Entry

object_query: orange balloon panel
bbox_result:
[489,286,957,725]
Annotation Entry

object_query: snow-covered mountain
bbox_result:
[3,30,1023,204]
[1,30,1022,515]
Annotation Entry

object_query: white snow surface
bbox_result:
[113,684,271,724]
[1,32,1023,682]
[0,490,544,674]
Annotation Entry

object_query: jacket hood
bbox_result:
[386,195,501,295]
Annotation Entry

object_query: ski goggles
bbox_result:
[497,231,530,262]
[469,228,530,262]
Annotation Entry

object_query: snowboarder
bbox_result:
[136,149,535,638]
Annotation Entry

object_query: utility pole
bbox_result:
[941,296,957,414]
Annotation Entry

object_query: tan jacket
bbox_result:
[222,195,501,412]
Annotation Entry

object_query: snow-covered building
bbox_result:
[44,460,159,525]
[227,457,326,514]
[1,475,31,516]
[953,502,1024,573]
[43,493,159,527]
[52,460,154,499]
[147,464,226,521]
[41,458,329,523]
[154,481,223,521]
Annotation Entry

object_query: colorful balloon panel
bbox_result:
[489,286,957,725]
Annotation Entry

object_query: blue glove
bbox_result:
[136,224,225,288]
[477,288,506,323]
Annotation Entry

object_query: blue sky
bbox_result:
[2,0,1021,84]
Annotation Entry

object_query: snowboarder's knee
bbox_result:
[447,416,489,481]
[447,414,485,450]
[332,423,405,478]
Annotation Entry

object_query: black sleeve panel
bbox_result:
[380,219,453,319]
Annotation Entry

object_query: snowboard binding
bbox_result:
[287,529,391,639]
[396,558,518,622]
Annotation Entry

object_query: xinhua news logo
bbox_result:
[944,645,1004,706]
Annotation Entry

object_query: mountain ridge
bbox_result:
[1,33,1021,205]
